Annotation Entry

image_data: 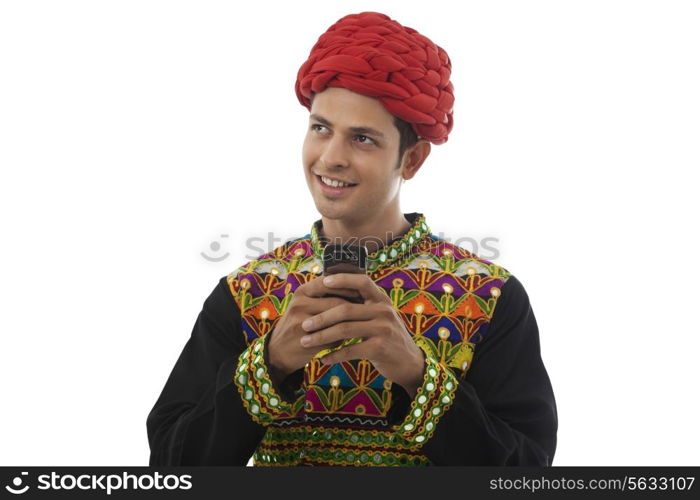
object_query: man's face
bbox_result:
[302,87,404,226]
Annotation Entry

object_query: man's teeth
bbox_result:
[321,176,354,188]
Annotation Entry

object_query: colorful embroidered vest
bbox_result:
[229,213,511,466]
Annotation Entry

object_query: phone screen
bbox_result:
[322,244,367,303]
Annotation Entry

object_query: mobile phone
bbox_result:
[314,244,368,359]
[322,243,368,304]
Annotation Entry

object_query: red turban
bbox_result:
[295,11,454,145]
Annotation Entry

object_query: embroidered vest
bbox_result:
[229,213,511,466]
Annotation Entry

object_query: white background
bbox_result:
[1,0,698,466]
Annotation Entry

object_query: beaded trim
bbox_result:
[262,424,414,449]
[310,213,431,272]
[391,352,458,447]
[253,443,431,467]
[253,425,432,466]
[233,335,298,425]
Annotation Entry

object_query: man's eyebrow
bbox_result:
[309,114,386,139]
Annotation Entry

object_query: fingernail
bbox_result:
[301,335,311,346]
[323,276,334,285]
[302,319,313,330]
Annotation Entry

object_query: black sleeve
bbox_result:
[418,275,558,465]
[146,276,267,465]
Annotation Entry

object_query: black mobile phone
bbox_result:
[315,244,368,359]
[322,244,367,304]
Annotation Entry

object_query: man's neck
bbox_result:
[319,212,412,255]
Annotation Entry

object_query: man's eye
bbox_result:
[310,125,374,146]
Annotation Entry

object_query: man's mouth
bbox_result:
[316,174,358,189]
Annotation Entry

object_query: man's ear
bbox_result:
[401,140,431,181]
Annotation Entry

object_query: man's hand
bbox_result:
[267,275,362,378]
[298,273,426,397]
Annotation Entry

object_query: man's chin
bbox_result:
[315,202,357,221]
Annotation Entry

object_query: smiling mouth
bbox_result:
[315,174,358,189]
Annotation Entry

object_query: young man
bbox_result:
[147,11,557,466]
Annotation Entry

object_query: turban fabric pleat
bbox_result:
[295,11,454,145]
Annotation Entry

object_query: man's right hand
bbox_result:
[267,275,362,377]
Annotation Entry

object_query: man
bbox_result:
[147,11,557,466]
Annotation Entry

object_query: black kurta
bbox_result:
[147,213,557,465]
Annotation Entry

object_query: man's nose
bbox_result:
[318,133,350,169]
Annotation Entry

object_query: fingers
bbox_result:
[321,273,387,303]
[319,337,373,365]
[310,338,345,351]
[300,318,373,348]
[324,292,364,304]
[296,274,362,300]
[307,296,353,313]
[302,300,377,333]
